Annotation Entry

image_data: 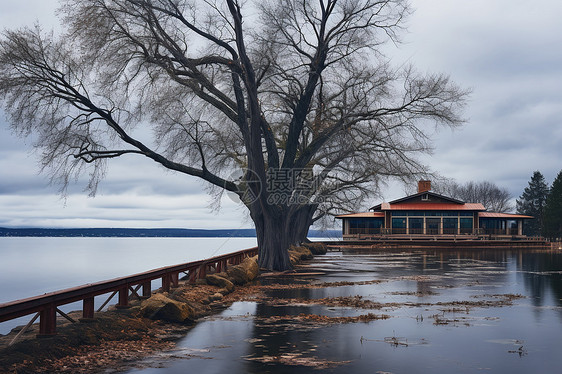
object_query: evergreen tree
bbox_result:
[543,171,562,240]
[516,171,549,236]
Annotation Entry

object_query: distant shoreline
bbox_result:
[0,227,340,238]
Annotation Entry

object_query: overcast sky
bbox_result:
[0,0,561,229]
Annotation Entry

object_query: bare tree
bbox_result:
[434,180,513,213]
[0,0,468,271]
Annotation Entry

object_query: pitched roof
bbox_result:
[390,191,464,205]
[384,202,486,211]
[335,212,385,219]
[370,191,465,211]
[479,212,534,219]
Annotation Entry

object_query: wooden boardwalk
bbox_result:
[321,238,554,251]
[0,247,257,341]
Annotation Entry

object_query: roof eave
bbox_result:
[369,191,466,210]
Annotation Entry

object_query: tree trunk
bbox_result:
[250,203,317,271]
[287,204,316,246]
[252,206,293,271]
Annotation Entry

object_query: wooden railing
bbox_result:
[0,247,258,340]
[348,228,520,236]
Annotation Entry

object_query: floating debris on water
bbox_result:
[244,352,351,369]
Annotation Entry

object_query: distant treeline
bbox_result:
[0,227,340,238]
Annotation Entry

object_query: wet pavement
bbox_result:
[125,249,562,373]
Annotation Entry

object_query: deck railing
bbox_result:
[0,246,258,341]
[348,228,521,236]
[481,228,519,236]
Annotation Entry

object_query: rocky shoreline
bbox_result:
[0,243,327,373]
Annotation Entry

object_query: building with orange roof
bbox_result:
[336,180,534,240]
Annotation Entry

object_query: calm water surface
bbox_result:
[126,249,562,374]
[0,237,257,334]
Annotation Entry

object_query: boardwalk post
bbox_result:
[162,274,171,292]
[38,304,57,336]
[116,285,130,308]
[171,272,179,288]
[221,259,230,272]
[198,263,207,279]
[82,297,95,320]
[188,266,197,284]
[142,281,151,298]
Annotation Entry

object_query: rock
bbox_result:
[289,252,301,265]
[226,256,259,285]
[215,271,229,279]
[226,266,249,285]
[140,294,195,323]
[303,242,328,255]
[288,246,313,262]
[206,274,235,292]
[240,256,259,281]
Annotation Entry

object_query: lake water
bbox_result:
[124,248,562,374]
[3,240,562,373]
[0,237,257,334]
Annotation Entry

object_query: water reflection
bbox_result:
[516,251,562,307]
[127,249,562,374]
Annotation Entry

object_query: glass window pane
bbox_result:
[392,218,406,228]
[409,218,423,229]
[460,218,473,228]
[443,218,458,228]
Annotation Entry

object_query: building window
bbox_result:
[409,218,423,234]
[443,218,458,234]
[460,218,473,234]
[426,218,441,234]
[348,218,383,235]
[392,218,406,234]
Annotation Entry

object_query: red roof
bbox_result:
[336,210,533,219]
[479,212,533,219]
[335,212,385,219]
[379,203,486,211]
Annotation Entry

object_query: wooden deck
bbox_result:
[323,237,553,251]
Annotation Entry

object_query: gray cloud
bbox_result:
[396,0,562,203]
[1,0,562,227]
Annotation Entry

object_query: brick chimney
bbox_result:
[418,180,431,193]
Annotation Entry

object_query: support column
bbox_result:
[82,297,95,320]
[116,285,130,308]
[162,274,171,292]
[199,263,207,278]
[142,281,152,298]
[518,220,523,236]
[406,218,409,235]
[189,267,197,284]
[38,304,57,336]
